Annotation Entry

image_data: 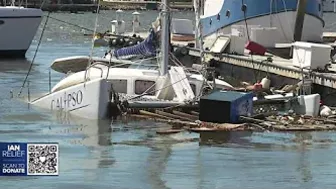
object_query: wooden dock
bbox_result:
[169,32,336,106]
[24,3,103,12]
[101,0,193,10]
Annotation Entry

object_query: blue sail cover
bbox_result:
[113,29,158,59]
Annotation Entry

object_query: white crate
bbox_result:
[250,27,287,48]
[229,35,245,55]
[292,41,332,70]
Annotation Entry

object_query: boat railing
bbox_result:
[84,62,111,80]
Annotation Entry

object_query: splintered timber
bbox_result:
[51,90,83,110]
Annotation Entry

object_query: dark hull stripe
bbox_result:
[0,16,42,19]
[0,50,27,58]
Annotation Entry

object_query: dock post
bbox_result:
[293,0,307,41]
[132,11,141,34]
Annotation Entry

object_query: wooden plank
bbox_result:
[139,110,171,120]
[128,114,199,128]
[172,110,198,120]
[155,110,194,121]
[190,111,199,116]
[156,129,182,135]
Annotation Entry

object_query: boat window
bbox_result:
[226,10,230,18]
[135,80,156,95]
[110,79,127,93]
[319,3,321,11]
[0,20,4,25]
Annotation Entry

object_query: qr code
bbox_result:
[27,143,59,176]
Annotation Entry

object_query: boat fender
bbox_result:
[128,40,134,46]
[116,37,124,45]
[261,77,271,89]
[320,105,332,117]
[253,82,263,91]
[110,39,117,46]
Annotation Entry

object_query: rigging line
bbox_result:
[47,15,96,33]
[17,11,51,97]
[241,0,259,83]
[84,0,101,83]
[193,0,209,94]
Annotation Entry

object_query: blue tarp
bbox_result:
[113,29,158,59]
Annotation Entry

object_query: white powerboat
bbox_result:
[0,0,43,58]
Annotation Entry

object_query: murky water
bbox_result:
[0,10,336,189]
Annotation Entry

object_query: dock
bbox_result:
[169,32,336,106]
[100,0,193,10]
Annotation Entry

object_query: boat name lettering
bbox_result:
[51,90,83,109]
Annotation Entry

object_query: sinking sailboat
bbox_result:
[30,4,234,120]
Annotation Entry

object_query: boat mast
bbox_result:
[193,0,205,66]
[160,0,169,76]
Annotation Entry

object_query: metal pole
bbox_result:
[49,68,51,93]
[193,0,204,61]
[27,81,30,109]
[293,0,307,41]
[160,0,169,76]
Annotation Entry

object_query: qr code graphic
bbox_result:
[27,143,59,176]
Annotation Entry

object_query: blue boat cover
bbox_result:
[113,29,158,59]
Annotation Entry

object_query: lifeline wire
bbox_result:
[84,0,101,83]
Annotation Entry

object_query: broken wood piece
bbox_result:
[172,110,199,120]
[313,117,336,125]
[156,129,183,135]
[155,110,194,121]
[190,111,199,116]
[139,110,171,120]
[252,111,278,119]
[128,114,199,128]
[200,121,247,130]
[239,116,266,124]
[248,123,266,131]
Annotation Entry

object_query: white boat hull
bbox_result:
[0,7,43,58]
[31,78,112,120]
[204,13,323,45]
